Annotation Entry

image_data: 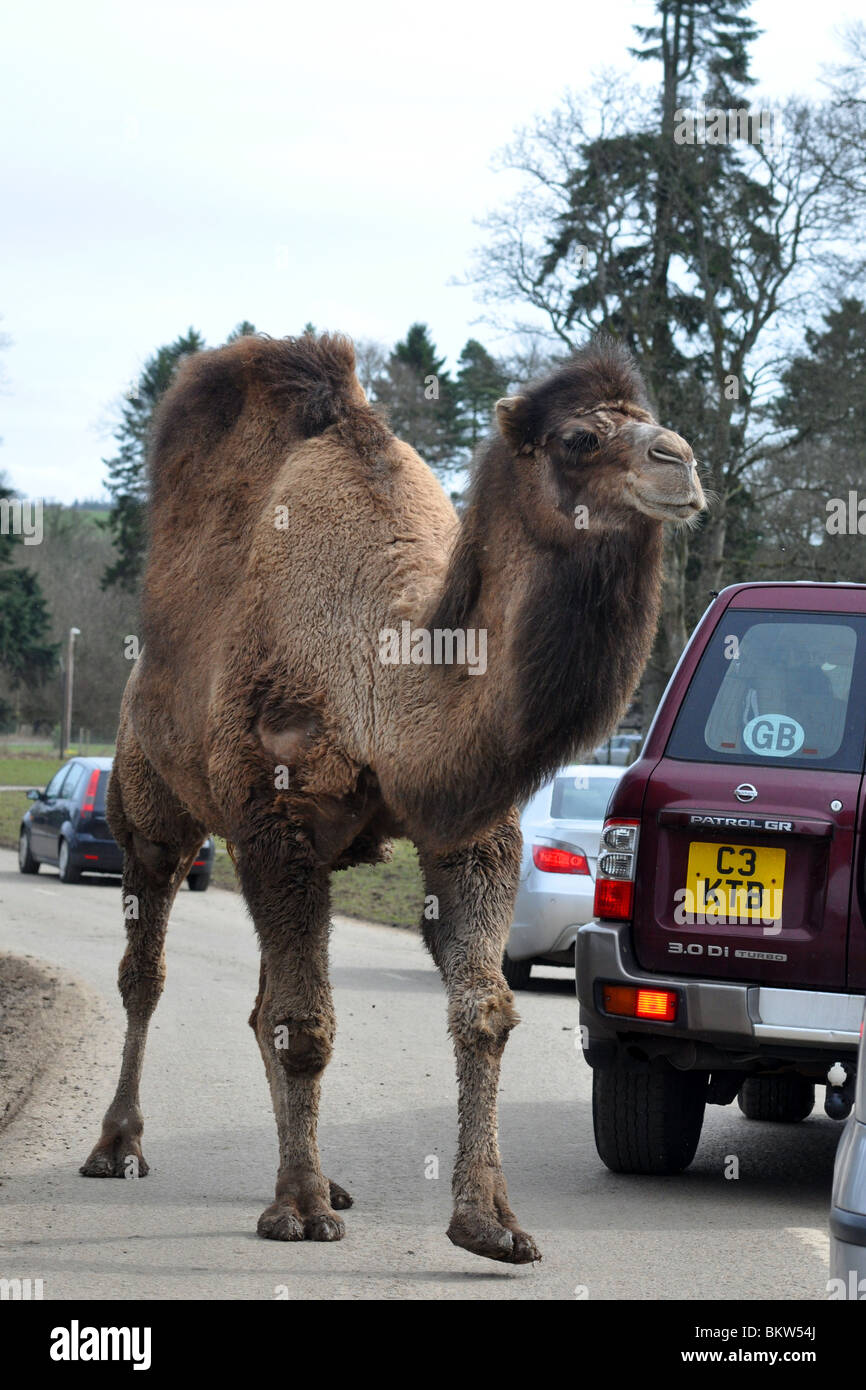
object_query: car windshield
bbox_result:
[550,775,620,819]
[666,608,866,772]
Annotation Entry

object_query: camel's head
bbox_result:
[494,339,706,543]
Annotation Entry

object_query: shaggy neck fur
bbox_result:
[418,442,664,842]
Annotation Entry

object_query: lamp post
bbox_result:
[60,627,81,760]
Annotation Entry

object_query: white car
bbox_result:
[830,1003,866,1297]
[504,764,625,988]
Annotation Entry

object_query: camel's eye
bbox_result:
[560,430,600,464]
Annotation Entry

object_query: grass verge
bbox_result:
[211,836,423,929]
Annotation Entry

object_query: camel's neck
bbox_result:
[419,473,664,839]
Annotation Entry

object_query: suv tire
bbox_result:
[592,1058,707,1174]
[737,1075,815,1123]
[502,951,532,989]
[187,872,210,892]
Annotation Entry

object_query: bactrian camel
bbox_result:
[81,332,705,1263]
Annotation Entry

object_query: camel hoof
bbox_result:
[257,1204,305,1241]
[257,1200,345,1242]
[328,1179,353,1210]
[509,1229,542,1264]
[304,1213,345,1241]
[80,1144,149,1179]
[447,1212,541,1265]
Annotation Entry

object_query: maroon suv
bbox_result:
[579,581,866,1174]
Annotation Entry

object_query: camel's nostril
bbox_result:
[649,447,690,465]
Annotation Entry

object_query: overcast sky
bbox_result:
[1,0,858,504]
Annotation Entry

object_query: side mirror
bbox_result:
[26,789,41,801]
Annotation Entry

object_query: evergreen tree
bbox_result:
[375,324,463,470]
[102,322,258,591]
[753,298,866,580]
[0,478,57,718]
[454,339,509,451]
[226,320,259,341]
[102,328,205,591]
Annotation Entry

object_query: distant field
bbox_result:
[0,756,66,789]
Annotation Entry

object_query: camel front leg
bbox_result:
[81,832,197,1178]
[238,830,345,1242]
[417,811,541,1265]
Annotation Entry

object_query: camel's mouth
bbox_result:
[626,477,706,523]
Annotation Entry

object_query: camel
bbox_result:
[80,332,705,1264]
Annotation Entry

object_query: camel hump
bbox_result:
[149,332,378,496]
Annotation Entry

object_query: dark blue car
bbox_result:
[17,756,214,890]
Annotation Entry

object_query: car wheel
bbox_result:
[737,1075,815,1123]
[502,951,532,989]
[18,828,39,874]
[57,838,82,884]
[592,1058,707,1175]
[187,872,210,892]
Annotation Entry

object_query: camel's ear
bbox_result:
[495,395,532,451]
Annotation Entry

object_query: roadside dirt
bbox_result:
[0,954,100,1134]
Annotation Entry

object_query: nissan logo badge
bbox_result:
[734,783,758,803]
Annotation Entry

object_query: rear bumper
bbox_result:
[70,833,123,872]
[508,879,594,961]
[577,920,863,1068]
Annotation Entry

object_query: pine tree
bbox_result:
[375,324,463,470]
[102,328,205,591]
[454,340,509,451]
[102,322,261,591]
[0,479,57,719]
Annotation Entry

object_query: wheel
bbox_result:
[187,872,210,892]
[502,951,532,989]
[737,1075,815,1123]
[57,838,81,883]
[592,1058,707,1174]
[18,827,39,874]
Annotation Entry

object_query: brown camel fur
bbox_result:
[80,331,705,1264]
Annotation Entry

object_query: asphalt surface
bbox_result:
[0,847,841,1300]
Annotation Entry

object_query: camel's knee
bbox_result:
[118,944,166,1013]
[448,982,520,1050]
[269,1016,334,1077]
[130,831,181,878]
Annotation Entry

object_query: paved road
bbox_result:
[0,847,840,1300]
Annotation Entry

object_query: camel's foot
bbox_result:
[328,1178,353,1210]
[447,1205,541,1265]
[257,1170,346,1242]
[80,1127,148,1180]
[257,1199,345,1242]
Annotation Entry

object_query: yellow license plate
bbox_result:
[684,841,785,922]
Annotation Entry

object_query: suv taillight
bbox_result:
[594,818,640,921]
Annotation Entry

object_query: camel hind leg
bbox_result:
[81,739,204,1178]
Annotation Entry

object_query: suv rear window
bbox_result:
[666,609,866,773]
[550,775,620,819]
